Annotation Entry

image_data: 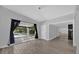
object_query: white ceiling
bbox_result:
[3,5,76,22]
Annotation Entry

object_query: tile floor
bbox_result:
[0,33,76,54]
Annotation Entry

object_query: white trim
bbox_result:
[0,45,8,48]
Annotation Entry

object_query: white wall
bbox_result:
[39,23,49,40]
[54,20,73,34]
[74,6,79,53]
[38,22,59,40]
[49,24,59,40]
[0,6,38,48]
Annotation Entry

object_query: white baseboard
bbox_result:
[0,43,15,49]
[0,45,8,48]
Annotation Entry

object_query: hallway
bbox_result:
[0,33,75,54]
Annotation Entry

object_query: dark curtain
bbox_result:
[10,19,20,44]
[34,24,38,39]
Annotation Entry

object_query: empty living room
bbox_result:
[0,5,79,54]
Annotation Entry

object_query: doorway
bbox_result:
[68,24,73,40]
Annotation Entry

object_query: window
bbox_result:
[14,22,35,37]
[14,26,27,35]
